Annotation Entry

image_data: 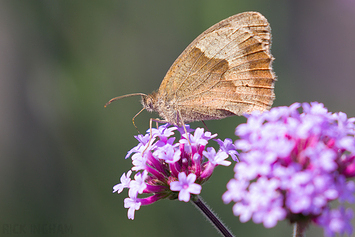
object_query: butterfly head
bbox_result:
[141,92,158,113]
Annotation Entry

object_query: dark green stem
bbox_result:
[191,196,235,237]
[293,221,308,237]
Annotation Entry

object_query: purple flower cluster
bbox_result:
[113,124,234,220]
[223,102,355,236]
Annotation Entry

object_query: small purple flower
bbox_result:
[128,170,148,197]
[203,147,231,166]
[181,127,217,147]
[148,123,177,143]
[125,134,151,159]
[224,102,355,236]
[113,124,233,219]
[113,171,132,194]
[170,172,202,202]
[215,138,239,161]
[176,124,194,135]
[124,193,142,220]
[131,152,148,171]
[153,143,181,163]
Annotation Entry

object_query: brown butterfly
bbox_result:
[106,11,276,129]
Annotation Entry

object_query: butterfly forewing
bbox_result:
[157,12,275,122]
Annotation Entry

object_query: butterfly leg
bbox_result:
[177,111,191,146]
[201,121,210,132]
[132,107,145,134]
[142,118,168,154]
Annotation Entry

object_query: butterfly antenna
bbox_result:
[105,93,149,132]
[104,93,148,107]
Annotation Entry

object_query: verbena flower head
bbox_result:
[114,123,232,220]
[223,102,355,237]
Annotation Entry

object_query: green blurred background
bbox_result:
[1,0,355,236]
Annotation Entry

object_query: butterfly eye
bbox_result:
[141,95,155,112]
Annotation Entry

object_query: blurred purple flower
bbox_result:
[113,124,233,219]
[223,102,355,236]
[316,207,353,237]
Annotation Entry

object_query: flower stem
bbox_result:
[293,221,308,237]
[191,196,235,237]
